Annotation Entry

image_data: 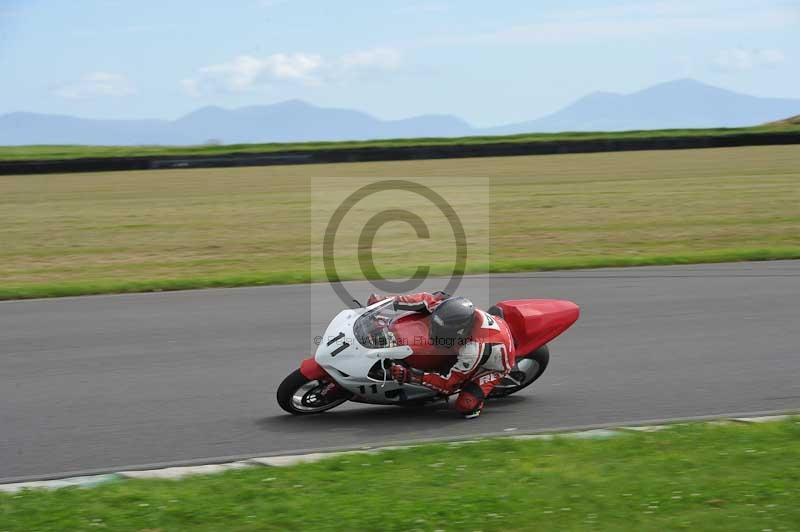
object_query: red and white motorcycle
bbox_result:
[277,298,580,415]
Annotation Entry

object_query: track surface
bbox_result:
[2,261,799,481]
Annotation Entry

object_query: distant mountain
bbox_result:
[0,112,183,145]
[0,100,472,146]
[172,100,472,144]
[765,114,800,126]
[487,79,800,134]
[1,79,798,145]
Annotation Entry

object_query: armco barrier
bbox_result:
[1,131,799,175]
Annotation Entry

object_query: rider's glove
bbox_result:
[391,364,409,383]
[367,293,386,306]
[391,364,422,384]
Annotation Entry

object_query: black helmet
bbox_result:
[430,297,475,347]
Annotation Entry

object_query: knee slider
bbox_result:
[455,381,485,413]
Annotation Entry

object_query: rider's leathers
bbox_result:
[368,292,516,415]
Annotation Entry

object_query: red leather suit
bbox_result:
[368,292,516,416]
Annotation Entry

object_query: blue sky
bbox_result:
[1,0,798,126]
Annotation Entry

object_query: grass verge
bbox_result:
[1,419,798,531]
[1,124,799,161]
[2,145,799,300]
[2,247,799,300]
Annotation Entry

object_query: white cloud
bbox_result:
[183,48,402,95]
[181,53,323,94]
[256,0,290,7]
[339,48,401,71]
[195,53,322,92]
[53,72,135,100]
[715,48,786,70]
[394,3,448,14]
[433,1,799,45]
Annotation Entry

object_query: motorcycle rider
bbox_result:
[366,292,516,418]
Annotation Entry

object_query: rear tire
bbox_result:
[488,345,550,398]
[277,369,350,415]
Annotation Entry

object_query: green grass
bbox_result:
[1,124,799,161]
[2,248,799,301]
[2,419,799,531]
[1,145,799,300]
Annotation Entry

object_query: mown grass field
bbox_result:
[1,420,798,531]
[1,145,799,299]
[1,124,798,161]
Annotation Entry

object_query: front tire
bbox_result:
[277,369,350,415]
[488,345,550,398]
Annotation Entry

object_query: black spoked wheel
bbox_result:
[488,345,550,398]
[277,369,350,415]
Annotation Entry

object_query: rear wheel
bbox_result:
[488,345,550,398]
[276,369,350,415]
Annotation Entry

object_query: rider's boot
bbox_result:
[455,383,485,419]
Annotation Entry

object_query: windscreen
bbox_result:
[353,300,400,348]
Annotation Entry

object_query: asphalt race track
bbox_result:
[2,261,799,481]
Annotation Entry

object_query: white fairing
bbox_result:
[314,301,438,404]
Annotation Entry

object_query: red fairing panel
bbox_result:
[299,357,331,381]
[368,292,448,313]
[495,299,580,356]
[390,313,457,372]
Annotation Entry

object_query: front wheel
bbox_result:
[488,345,550,398]
[276,369,350,415]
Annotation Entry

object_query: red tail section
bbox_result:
[495,299,580,356]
